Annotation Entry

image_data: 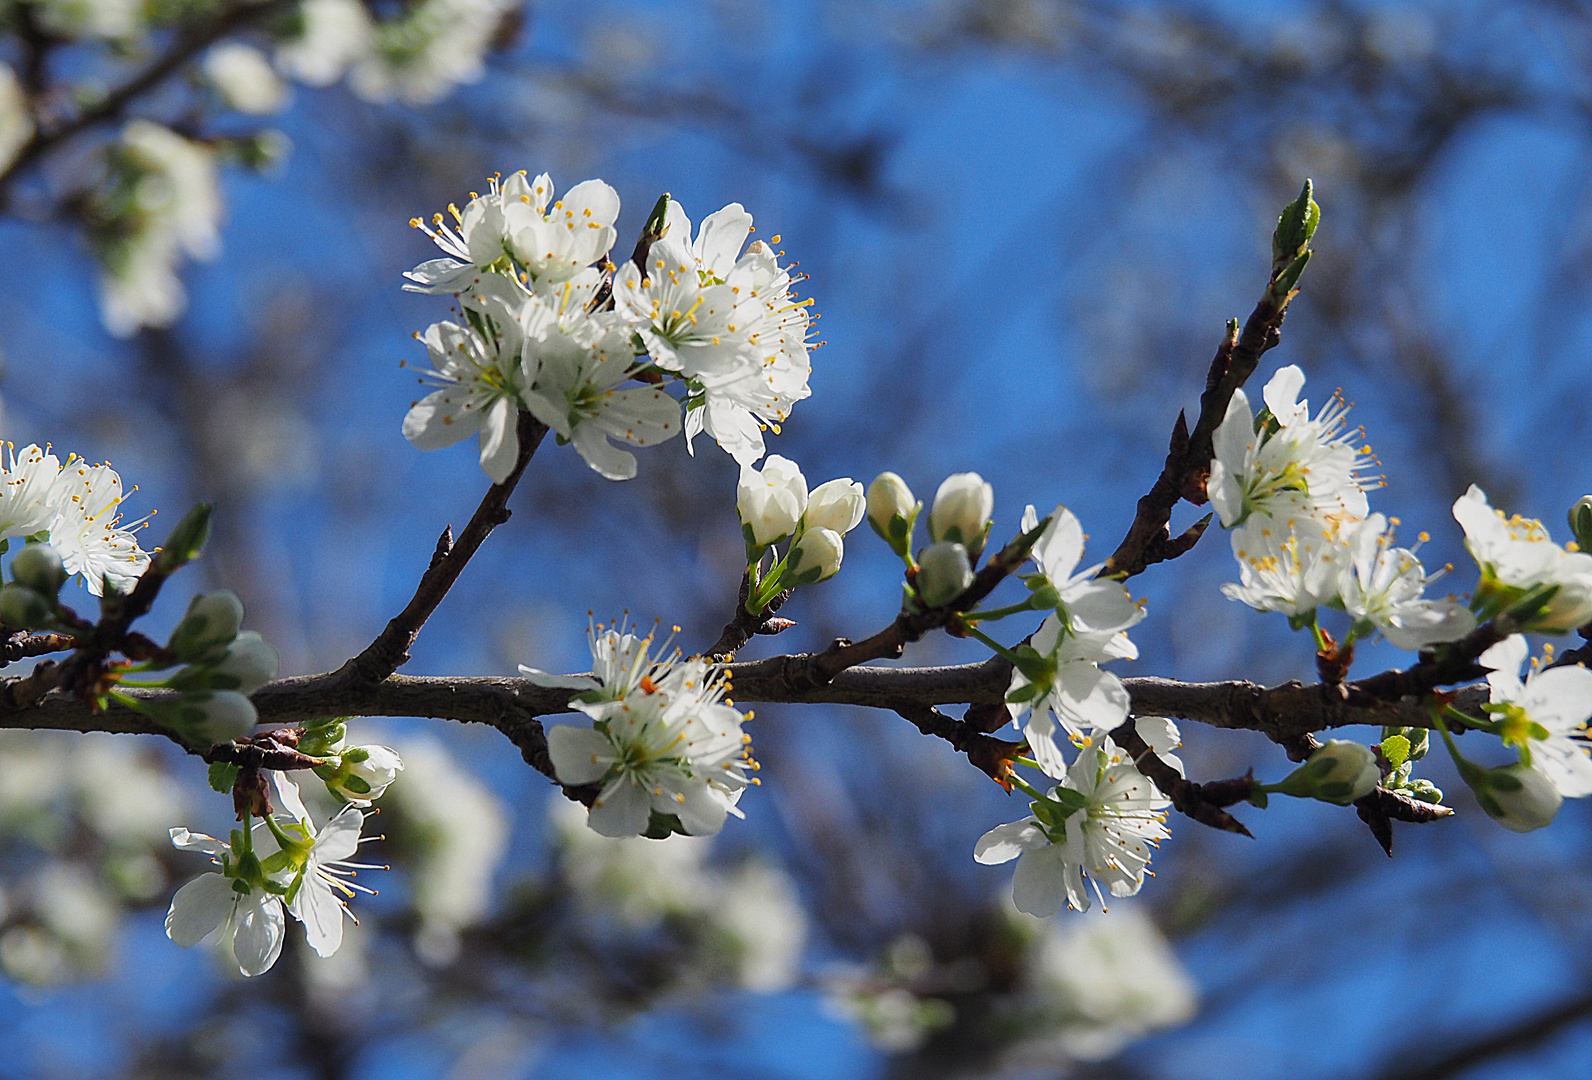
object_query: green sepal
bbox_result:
[340,774,372,795]
[642,810,686,839]
[153,503,214,574]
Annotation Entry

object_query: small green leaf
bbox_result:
[208,761,241,793]
[1381,735,1411,769]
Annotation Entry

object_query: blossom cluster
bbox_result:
[531,620,757,838]
[165,733,403,977]
[0,1,520,337]
[1213,363,1592,830]
[402,172,814,478]
[0,445,149,598]
[1211,364,1474,649]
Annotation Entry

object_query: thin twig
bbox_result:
[337,412,549,684]
[1099,247,1304,580]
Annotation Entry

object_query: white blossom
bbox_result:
[33,0,142,40]
[204,44,289,115]
[270,775,382,958]
[1208,364,1374,529]
[1020,906,1198,1061]
[520,616,665,700]
[324,744,404,806]
[614,201,813,464]
[164,828,286,977]
[1022,504,1144,635]
[45,459,150,596]
[975,749,1170,917]
[1479,635,1592,798]
[97,121,222,337]
[1338,512,1474,649]
[804,479,866,535]
[788,527,844,584]
[386,738,507,961]
[276,0,373,87]
[519,278,681,481]
[349,0,518,106]
[1006,616,1137,776]
[548,655,756,838]
[0,444,63,540]
[1222,513,1344,618]
[402,286,531,483]
[1454,485,1592,633]
[916,540,974,607]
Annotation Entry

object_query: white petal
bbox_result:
[165,873,236,947]
[671,780,730,836]
[314,806,365,862]
[478,396,521,483]
[233,894,285,976]
[570,423,638,481]
[273,771,311,826]
[586,777,652,837]
[1479,634,1528,677]
[169,828,229,856]
[1032,506,1083,581]
[694,203,754,275]
[291,878,345,958]
[1012,847,1071,917]
[517,666,600,690]
[403,387,486,451]
[546,725,613,786]
[974,819,1047,864]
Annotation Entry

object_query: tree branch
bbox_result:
[336,412,549,685]
[0,0,294,199]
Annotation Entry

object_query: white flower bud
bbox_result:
[867,472,917,557]
[788,528,843,585]
[928,473,994,557]
[326,744,404,806]
[1276,739,1380,805]
[737,455,808,549]
[209,631,280,695]
[916,542,973,608]
[10,544,65,596]
[188,691,257,745]
[804,479,866,535]
[1471,762,1562,833]
[168,591,244,663]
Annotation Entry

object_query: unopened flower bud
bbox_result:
[1467,761,1561,833]
[208,631,279,695]
[0,583,52,628]
[804,479,866,535]
[187,691,258,745]
[1275,739,1380,805]
[10,544,65,596]
[867,472,917,557]
[737,455,808,550]
[323,744,404,806]
[168,591,243,663]
[916,542,973,608]
[787,527,843,585]
[928,473,994,558]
